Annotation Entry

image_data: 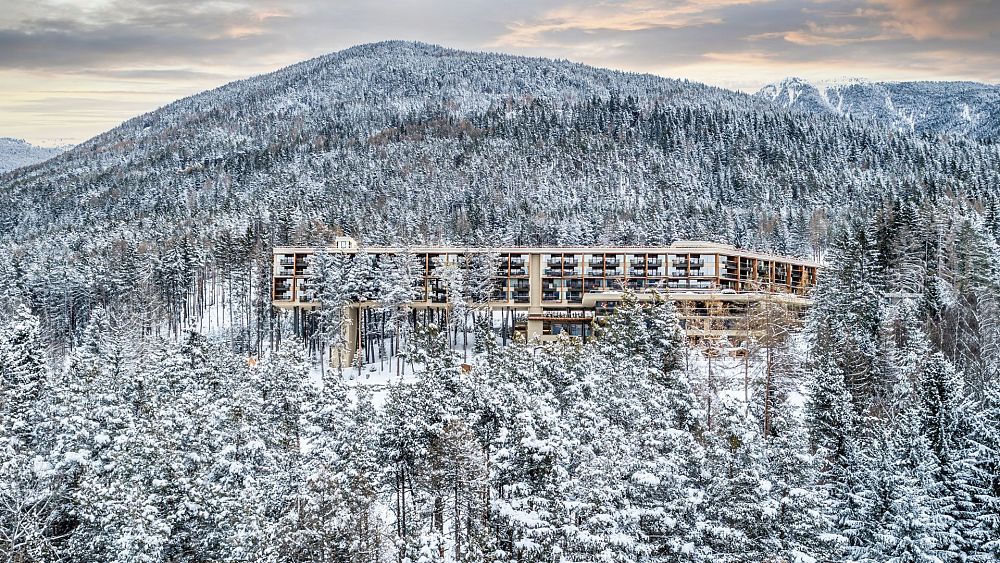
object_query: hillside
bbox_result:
[3,41,1000,563]
[0,137,66,173]
[756,77,1000,141]
[3,42,998,249]
[1,41,999,341]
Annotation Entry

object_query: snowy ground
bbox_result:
[190,284,809,414]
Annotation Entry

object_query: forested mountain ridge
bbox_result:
[756,77,1000,142]
[3,41,1000,562]
[4,40,999,250]
[0,138,66,174]
[0,42,996,339]
[3,41,1000,347]
[0,39,740,238]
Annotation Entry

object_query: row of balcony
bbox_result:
[544,290,584,303]
[497,267,528,276]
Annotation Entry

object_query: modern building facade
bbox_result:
[272,238,821,363]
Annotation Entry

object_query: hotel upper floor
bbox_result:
[272,239,820,309]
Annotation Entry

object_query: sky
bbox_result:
[1,0,998,146]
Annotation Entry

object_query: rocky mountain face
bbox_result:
[757,77,1000,141]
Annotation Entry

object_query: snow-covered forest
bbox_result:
[2,41,1000,561]
[0,139,66,175]
[756,77,1000,142]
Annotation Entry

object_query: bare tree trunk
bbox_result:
[454,479,462,560]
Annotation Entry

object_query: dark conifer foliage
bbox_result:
[1,41,1000,561]
[1,42,999,350]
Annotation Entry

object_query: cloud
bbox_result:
[0,0,296,71]
[0,0,998,144]
[494,0,766,48]
[865,0,999,41]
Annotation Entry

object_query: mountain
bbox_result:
[0,137,66,173]
[756,77,1000,141]
[1,41,999,340]
[5,43,1000,563]
[4,42,995,245]
[1,41,751,242]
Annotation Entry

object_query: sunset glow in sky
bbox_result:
[1,0,998,145]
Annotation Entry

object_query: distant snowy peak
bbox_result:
[0,137,67,173]
[755,78,1000,141]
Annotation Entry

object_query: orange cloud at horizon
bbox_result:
[1,0,998,146]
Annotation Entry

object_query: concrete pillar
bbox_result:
[527,252,543,340]
[345,305,360,365]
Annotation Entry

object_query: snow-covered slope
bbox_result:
[757,77,1000,141]
[2,41,1000,329]
[0,137,66,173]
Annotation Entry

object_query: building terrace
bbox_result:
[272,238,821,364]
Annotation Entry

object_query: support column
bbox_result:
[527,253,543,340]
[345,305,360,366]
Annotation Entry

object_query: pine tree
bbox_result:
[0,304,58,562]
[767,413,832,563]
[806,324,862,559]
[967,381,1000,560]
[0,303,48,454]
[310,249,357,369]
[916,352,978,559]
[702,400,780,562]
[279,340,352,560]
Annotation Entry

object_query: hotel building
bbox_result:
[273,238,820,362]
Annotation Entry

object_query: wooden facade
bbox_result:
[272,240,821,362]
